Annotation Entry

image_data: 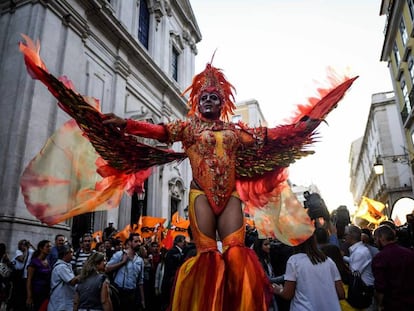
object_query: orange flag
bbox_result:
[114,224,134,243]
[137,216,166,239]
[92,230,103,249]
[161,212,190,249]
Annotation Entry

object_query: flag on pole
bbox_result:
[161,212,190,249]
[355,196,387,225]
[137,216,166,239]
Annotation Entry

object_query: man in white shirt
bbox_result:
[344,225,375,309]
[48,244,80,311]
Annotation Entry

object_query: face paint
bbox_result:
[198,91,222,119]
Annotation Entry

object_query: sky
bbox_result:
[190,0,393,214]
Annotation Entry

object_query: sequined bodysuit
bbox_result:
[165,117,254,215]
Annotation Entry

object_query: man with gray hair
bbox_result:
[344,224,375,309]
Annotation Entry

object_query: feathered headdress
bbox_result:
[183,54,236,121]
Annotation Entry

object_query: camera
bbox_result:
[270,275,284,284]
[303,192,330,222]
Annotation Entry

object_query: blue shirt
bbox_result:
[107,250,144,289]
[47,260,76,311]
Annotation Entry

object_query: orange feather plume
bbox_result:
[182,53,236,121]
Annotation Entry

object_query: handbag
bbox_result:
[346,271,373,309]
[0,262,12,279]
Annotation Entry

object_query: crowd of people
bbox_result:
[0,226,200,311]
[0,217,413,311]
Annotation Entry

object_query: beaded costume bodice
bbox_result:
[166,118,242,214]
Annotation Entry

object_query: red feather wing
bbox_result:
[236,73,357,209]
[19,35,186,173]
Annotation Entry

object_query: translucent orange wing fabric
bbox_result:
[20,116,125,225]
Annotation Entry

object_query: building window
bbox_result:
[393,42,401,66]
[401,77,412,113]
[399,18,408,46]
[172,47,179,81]
[138,0,149,49]
[232,115,242,123]
[409,57,414,80]
[409,0,414,21]
[171,197,179,219]
[411,130,414,146]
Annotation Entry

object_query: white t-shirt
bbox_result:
[284,253,342,311]
[13,248,34,278]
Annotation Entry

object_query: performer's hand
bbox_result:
[103,113,127,130]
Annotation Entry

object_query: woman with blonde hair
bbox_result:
[74,252,112,311]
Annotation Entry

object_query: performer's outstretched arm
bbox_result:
[103,113,168,142]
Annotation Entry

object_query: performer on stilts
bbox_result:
[18,35,357,311]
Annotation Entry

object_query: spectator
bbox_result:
[47,234,66,267]
[106,233,145,311]
[95,241,106,253]
[74,252,112,311]
[269,239,293,311]
[9,239,35,311]
[47,244,79,311]
[273,234,344,311]
[361,228,379,258]
[138,245,152,310]
[0,243,12,310]
[103,222,117,241]
[315,227,330,248]
[343,225,375,309]
[72,233,94,275]
[253,238,279,311]
[154,248,167,300]
[372,225,414,311]
[320,243,356,311]
[161,235,186,309]
[26,240,52,311]
[104,239,115,261]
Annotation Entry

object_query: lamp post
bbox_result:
[373,156,384,175]
[137,189,146,218]
[131,188,146,226]
[373,154,410,175]
[372,152,412,217]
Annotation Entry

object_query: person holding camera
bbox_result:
[106,233,145,311]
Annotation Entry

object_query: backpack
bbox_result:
[99,274,120,310]
[346,271,374,308]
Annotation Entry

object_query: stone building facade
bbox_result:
[0,0,199,248]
